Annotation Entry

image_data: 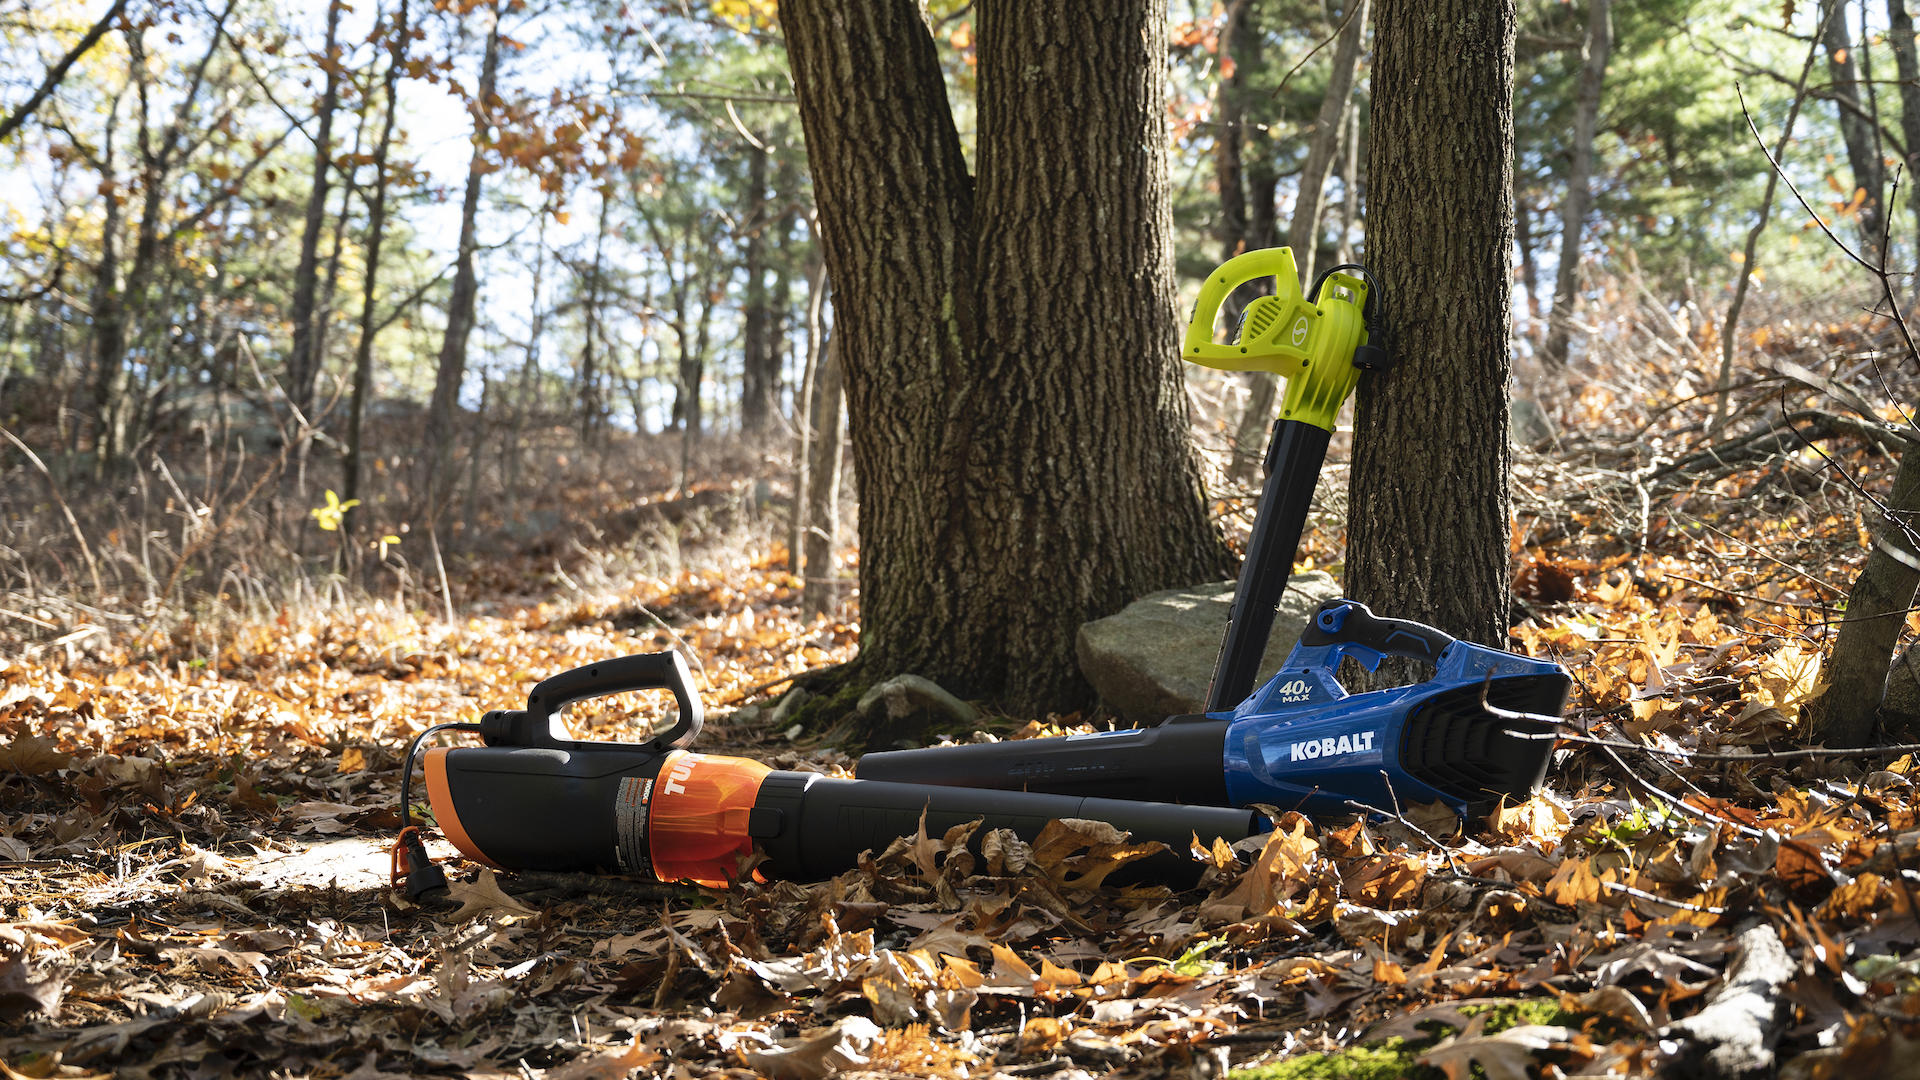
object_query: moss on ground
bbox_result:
[783,681,868,737]
[1229,998,1587,1080]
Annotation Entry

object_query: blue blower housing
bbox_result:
[856,599,1572,819]
[1219,599,1569,815]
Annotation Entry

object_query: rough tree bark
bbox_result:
[423,4,501,520]
[287,0,345,418]
[1822,0,1885,267]
[1346,0,1517,653]
[781,0,1232,713]
[1540,0,1610,368]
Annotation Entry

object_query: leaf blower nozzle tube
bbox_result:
[856,716,1231,804]
[423,745,1266,888]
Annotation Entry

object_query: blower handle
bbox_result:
[1182,247,1316,376]
[484,651,703,751]
[1300,599,1455,671]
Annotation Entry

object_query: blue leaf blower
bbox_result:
[857,247,1571,816]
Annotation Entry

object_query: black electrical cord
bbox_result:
[1307,261,1391,352]
[400,721,482,828]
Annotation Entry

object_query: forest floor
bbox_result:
[6,308,1920,1079]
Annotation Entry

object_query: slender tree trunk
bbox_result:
[1540,0,1611,367]
[506,207,548,515]
[1219,0,1278,486]
[1347,0,1516,654]
[1213,0,1252,270]
[1235,0,1366,487]
[1807,445,1920,746]
[1336,101,1361,265]
[314,112,363,401]
[579,187,611,444]
[343,0,409,533]
[803,328,845,619]
[1822,0,1885,266]
[1889,0,1920,262]
[1285,0,1370,285]
[740,145,774,437]
[783,0,1231,712]
[287,0,345,418]
[1516,187,1541,334]
[789,257,827,575]
[423,3,501,522]
[89,97,124,466]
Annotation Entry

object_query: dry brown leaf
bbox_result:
[0,734,71,776]
[739,1016,882,1080]
[1416,1016,1575,1080]
[442,868,538,923]
[1028,817,1166,893]
[0,944,65,1023]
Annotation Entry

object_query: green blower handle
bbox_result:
[1182,247,1372,432]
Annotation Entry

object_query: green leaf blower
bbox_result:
[392,651,1269,899]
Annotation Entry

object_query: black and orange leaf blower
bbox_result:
[392,651,1269,899]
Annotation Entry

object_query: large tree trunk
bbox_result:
[423,4,501,521]
[1540,0,1610,367]
[1346,0,1516,654]
[287,0,345,418]
[343,0,409,530]
[782,0,1231,714]
[1822,0,1886,267]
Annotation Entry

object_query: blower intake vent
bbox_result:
[1239,296,1284,343]
[1398,675,1570,802]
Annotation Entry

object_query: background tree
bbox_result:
[1345,0,1517,650]
[781,0,1232,713]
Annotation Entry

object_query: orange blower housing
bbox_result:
[415,652,1269,891]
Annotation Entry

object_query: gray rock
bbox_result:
[768,687,811,728]
[1076,571,1341,724]
[1881,642,1920,742]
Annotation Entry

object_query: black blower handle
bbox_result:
[1300,598,1455,664]
[481,651,703,752]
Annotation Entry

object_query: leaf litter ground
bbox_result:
[10,308,1920,1078]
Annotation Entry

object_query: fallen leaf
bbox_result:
[739,1016,882,1080]
[1417,1015,1575,1080]
[0,734,71,775]
[442,868,537,923]
[0,943,65,1023]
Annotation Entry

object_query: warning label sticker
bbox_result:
[615,776,654,877]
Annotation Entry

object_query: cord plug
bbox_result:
[392,827,449,901]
